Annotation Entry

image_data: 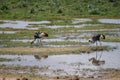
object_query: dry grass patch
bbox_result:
[0,47,85,55]
[0,46,110,55]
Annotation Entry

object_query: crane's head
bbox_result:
[100,34,105,40]
[88,38,95,43]
[41,32,48,37]
[88,34,105,43]
[88,38,92,42]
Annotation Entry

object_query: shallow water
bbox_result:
[0,20,100,29]
[72,18,92,24]
[45,24,101,29]
[0,18,120,29]
[0,42,120,77]
[0,20,50,29]
[9,38,87,48]
[98,19,120,24]
[0,31,17,34]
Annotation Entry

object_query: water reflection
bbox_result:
[89,57,105,66]
[0,47,120,77]
[34,55,41,60]
[0,47,119,69]
[34,55,48,60]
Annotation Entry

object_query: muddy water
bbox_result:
[0,20,50,29]
[72,18,92,24]
[0,20,99,29]
[10,38,87,47]
[0,42,120,77]
[0,19,120,29]
[45,24,101,29]
[11,38,87,43]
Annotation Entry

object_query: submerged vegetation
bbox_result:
[0,58,12,62]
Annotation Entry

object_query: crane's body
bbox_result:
[30,32,48,45]
[88,34,105,63]
[89,34,105,43]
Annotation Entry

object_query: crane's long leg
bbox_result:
[96,41,98,47]
[37,39,39,46]
[40,39,43,46]
[99,41,102,47]
[95,42,98,60]
[37,39,41,46]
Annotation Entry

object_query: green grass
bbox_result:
[0,41,30,47]
[0,32,32,39]
[0,40,88,48]
[0,0,120,21]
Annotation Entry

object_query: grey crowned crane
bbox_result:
[88,34,105,46]
[88,34,105,62]
[30,32,48,45]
